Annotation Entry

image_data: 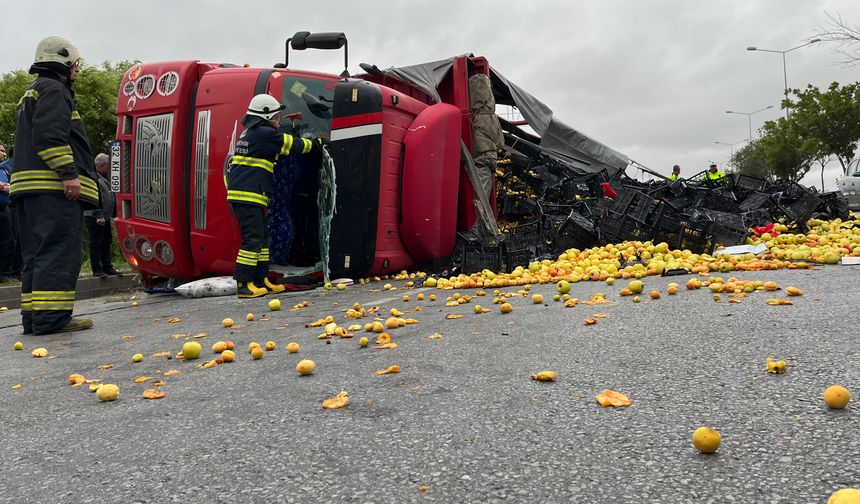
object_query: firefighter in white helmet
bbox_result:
[11,36,100,334]
[225,93,323,298]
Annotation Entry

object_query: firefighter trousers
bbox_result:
[231,203,271,282]
[17,195,84,335]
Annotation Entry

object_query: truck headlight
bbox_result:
[155,240,174,265]
[137,238,154,260]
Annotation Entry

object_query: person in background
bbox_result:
[84,153,119,277]
[703,162,726,182]
[11,36,100,335]
[668,164,681,181]
[0,143,17,283]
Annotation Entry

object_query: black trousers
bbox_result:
[231,203,270,282]
[17,195,83,335]
[0,204,15,277]
[84,216,114,274]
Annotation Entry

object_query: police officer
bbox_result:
[226,93,322,298]
[11,36,100,334]
[703,162,726,183]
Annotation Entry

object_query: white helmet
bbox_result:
[34,36,81,68]
[246,94,285,120]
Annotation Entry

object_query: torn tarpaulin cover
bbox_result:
[378,55,630,176]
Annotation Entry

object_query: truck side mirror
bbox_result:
[284,31,350,78]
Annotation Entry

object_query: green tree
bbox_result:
[785,82,860,174]
[0,61,135,157]
[758,117,813,182]
[729,139,769,178]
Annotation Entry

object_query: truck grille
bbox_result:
[134,113,173,223]
[193,110,210,230]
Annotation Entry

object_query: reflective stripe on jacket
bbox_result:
[225,122,316,207]
[11,75,99,207]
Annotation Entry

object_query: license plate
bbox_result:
[109,140,121,193]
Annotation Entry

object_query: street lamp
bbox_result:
[747,39,821,117]
[714,139,747,160]
[725,105,774,143]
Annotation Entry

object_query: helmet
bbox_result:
[246,94,285,120]
[34,36,81,68]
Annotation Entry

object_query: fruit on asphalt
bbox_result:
[499,302,512,313]
[322,391,349,409]
[222,318,234,328]
[649,290,660,299]
[371,321,385,333]
[250,346,264,360]
[605,277,615,286]
[785,286,803,296]
[530,370,557,381]
[268,299,281,311]
[632,296,641,303]
[248,342,260,352]
[823,385,851,409]
[224,341,234,350]
[691,426,721,453]
[31,348,48,357]
[417,293,425,301]
[323,282,332,290]
[96,384,120,402]
[473,304,483,314]
[336,283,346,291]
[246,313,255,321]
[429,294,437,301]
[132,353,143,363]
[385,317,399,329]
[265,341,276,351]
[686,279,701,290]
[68,374,85,385]
[13,341,23,350]
[383,283,393,290]
[667,285,678,295]
[424,278,437,288]
[828,488,860,504]
[532,294,544,304]
[181,341,202,360]
[221,350,235,362]
[359,337,369,348]
[628,280,644,294]
[296,359,316,376]
[766,358,788,374]
[212,341,227,354]
[402,295,409,302]
[556,280,571,294]
[287,342,300,353]
[763,281,779,291]
[553,294,561,302]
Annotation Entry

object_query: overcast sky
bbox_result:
[3,0,859,188]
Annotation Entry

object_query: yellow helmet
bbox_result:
[33,36,81,68]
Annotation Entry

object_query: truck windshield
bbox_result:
[280,76,335,140]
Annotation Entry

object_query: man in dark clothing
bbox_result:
[10,36,100,335]
[225,93,322,298]
[0,143,17,283]
[84,153,119,277]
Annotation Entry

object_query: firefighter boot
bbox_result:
[263,277,286,294]
[237,281,267,299]
[56,317,94,333]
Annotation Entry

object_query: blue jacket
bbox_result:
[0,159,11,206]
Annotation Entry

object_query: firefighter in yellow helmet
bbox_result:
[225,93,323,298]
[11,36,100,334]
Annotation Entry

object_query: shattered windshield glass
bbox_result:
[279,76,335,140]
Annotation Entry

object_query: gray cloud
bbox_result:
[3,0,857,187]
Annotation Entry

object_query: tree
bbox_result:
[815,11,860,67]
[758,117,813,182]
[786,82,860,174]
[0,61,135,157]
[729,140,769,178]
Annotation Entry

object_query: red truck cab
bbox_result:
[113,37,489,286]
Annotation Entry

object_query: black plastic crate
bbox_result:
[711,222,748,249]
[677,220,714,253]
[817,191,850,220]
[628,194,656,224]
[702,190,738,212]
[777,192,821,230]
[499,195,539,217]
[661,194,693,211]
[554,211,598,251]
[609,186,639,214]
[502,246,535,272]
[732,174,768,192]
[457,236,503,274]
[738,191,774,212]
[654,204,684,232]
[741,209,772,228]
[502,219,542,248]
[598,215,649,243]
[701,210,745,231]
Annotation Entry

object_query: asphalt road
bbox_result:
[1,266,858,503]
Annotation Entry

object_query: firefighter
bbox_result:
[226,93,322,298]
[11,36,101,334]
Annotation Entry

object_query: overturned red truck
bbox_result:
[111,32,629,286]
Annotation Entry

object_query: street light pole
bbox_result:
[725,105,774,143]
[747,39,821,118]
[715,140,747,160]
